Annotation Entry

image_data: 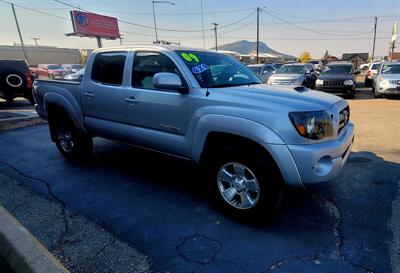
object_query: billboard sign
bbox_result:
[70,10,120,39]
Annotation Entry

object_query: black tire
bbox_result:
[206,145,284,220]
[50,114,93,162]
[24,91,35,105]
[365,78,372,88]
[373,87,382,98]
[4,96,14,103]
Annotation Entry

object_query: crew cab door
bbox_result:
[121,51,192,156]
[81,51,128,125]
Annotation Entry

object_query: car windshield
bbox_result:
[381,64,400,74]
[276,65,304,74]
[47,65,63,69]
[71,64,84,69]
[176,50,262,88]
[263,66,275,73]
[322,65,353,75]
[248,66,262,74]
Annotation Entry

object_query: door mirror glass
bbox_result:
[153,72,186,92]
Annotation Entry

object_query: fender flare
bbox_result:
[44,92,86,133]
[191,114,285,162]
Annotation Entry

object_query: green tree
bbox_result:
[299,52,312,63]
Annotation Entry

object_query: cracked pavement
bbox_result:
[0,91,399,273]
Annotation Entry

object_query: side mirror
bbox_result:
[363,66,368,71]
[354,70,361,75]
[153,72,187,93]
[272,70,276,74]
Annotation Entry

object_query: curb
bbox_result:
[0,205,70,273]
[0,116,46,132]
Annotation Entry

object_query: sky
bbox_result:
[0,0,399,59]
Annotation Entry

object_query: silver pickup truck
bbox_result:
[33,46,354,217]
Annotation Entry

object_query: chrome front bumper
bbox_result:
[265,122,354,187]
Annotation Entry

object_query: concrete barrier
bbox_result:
[0,205,69,273]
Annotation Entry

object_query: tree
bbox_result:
[299,52,312,63]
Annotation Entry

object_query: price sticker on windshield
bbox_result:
[192,63,209,74]
[180,52,200,62]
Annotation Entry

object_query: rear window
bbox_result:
[371,63,379,70]
[91,52,127,85]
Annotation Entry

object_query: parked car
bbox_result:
[308,60,323,71]
[247,63,276,82]
[31,64,69,80]
[64,68,84,82]
[314,62,359,99]
[33,46,354,217]
[372,61,400,98]
[62,64,85,74]
[0,59,34,104]
[267,63,318,88]
[359,63,369,71]
[365,61,381,87]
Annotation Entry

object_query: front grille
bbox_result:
[273,80,294,85]
[338,106,350,134]
[323,80,344,87]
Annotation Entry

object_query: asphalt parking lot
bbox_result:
[0,89,399,273]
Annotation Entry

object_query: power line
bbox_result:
[0,0,70,21]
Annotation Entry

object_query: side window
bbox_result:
[132,51,184,90]
[91,51,127,85]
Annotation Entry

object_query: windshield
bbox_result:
[381,64,400,74]
[322,65,353,75]
[263,66,275,73]
[176,50,262,88]
[47,65,63,70]
[248,66,262,74]
[276,65,304,74]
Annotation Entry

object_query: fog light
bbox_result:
[314,156,333,176]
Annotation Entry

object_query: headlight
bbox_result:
[267,78,273,84]
[343,80,354,85]
[379,78,389,86]
[316,79,324,85]
[289,111,334,140]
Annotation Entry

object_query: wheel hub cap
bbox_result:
[217,162,260,210]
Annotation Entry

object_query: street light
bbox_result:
[152,1,175,43]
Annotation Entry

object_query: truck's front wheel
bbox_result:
[51,115,92,161]
[208,147,284,219]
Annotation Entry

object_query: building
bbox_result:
[0,45,91,65]
[342,53,369,68]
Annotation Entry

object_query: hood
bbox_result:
[319,74,354,80]
[380,74,400,80]
[209,84,342,111]
[269,74,302,81]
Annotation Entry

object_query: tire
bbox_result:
[24,91,35,105]
[365,79,372,88]
[373,87,382,98]
[4,96,14,103]
[206,145,284,220]
[50,114,93,161]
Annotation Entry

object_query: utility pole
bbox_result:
[256,7,260,63]
[152,1,176,44]
[372,16,378,61]
[212,23,218,51]
[11,3,28,61]
[96,37,102,48]
[31,37,40,47]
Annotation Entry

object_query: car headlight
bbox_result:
[316,79,324,85]
[379,78,389,86]
[343,80,354,85]
[267,78,273,84]
[289,111,334,140]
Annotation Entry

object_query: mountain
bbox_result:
[215,40,295,59]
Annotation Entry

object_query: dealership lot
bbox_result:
[0,89,399,272]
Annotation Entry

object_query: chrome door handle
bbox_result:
[84,92,94,98]
[125,97,138,104]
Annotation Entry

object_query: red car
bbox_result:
[31,64,69,80]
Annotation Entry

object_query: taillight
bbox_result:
[367,71,371,77]
[25,71,33,89]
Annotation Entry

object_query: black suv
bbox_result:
[0,60,34,104]
[315,62,360,99]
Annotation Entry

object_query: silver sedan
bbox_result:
[373,62,400,98]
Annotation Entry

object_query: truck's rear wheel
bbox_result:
[51,115,92,161]
[208,146,284,220]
